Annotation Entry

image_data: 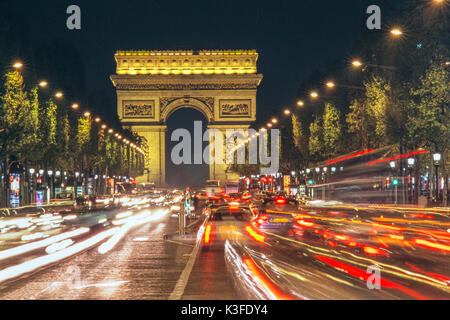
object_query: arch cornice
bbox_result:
[160,97,214,123]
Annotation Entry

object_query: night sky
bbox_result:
[11,0,406,186]
[14,0,404,118]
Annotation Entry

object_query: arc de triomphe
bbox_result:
[111,50,263,186]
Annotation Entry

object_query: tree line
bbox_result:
[0,69,146,207]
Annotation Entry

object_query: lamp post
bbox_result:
[433,153,441,203]
[390,161,397,204]
[407,157,415,204]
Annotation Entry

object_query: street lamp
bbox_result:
[283,109,291,115]
[390,28,403,37]
[38,81,48,88]
[433,153,441,201]
[72,103,79,110]
[310,91,319,98]
[326,81,335,88]
[352,59,396,71]
[407,157,415,203]
[13,61,23,69]
[84,111,91,117]
[271,118,278,124]
[297,100,305,107]
[95,117,101,123]
[352,60,363,68]
[390,161,398,204]
[55,92,63,99]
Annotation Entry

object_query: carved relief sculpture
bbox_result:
[123,101,155,118]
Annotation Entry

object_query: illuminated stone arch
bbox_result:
[111,50,263,186]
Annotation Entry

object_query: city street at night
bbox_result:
[0,0,448,313]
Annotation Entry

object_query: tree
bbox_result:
[365,75,391,147]
[322,102,342,158]
[308,116,324,163]
[38,99,57,160]
[407,56,450,205]
[292,113,309,167]
[0,71,35,206]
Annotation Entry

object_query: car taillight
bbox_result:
[258,215,268,224]
[296,219,314,228]
[204,224,212,244]
[275,197,287,205]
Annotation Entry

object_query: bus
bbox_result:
[305,146,430,204]
[205,180,223,195]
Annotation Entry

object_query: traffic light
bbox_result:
[308,179,314,185]
[392,179,399,186]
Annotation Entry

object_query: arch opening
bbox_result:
[165,107,210,188]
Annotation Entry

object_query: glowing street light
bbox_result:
[390,28,403,37]
[13,61,23,69]
[326,81,335,88]
[108,129,114,134]
[283,109,291,115]
[297,100,305,107]
[39,81,48,88]
[310,91,319,98]
[84,111,91,117]
[352,60,363,68]
[101,124,107,129]
[271,118,278,124]
[267,123,273,128]
[95,117,101,123]
[72,103,79,110]
[55,92,64,99]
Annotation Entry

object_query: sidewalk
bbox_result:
[0,199,74,216]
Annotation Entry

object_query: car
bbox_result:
[201,201,252,250]
[248,194,298,234]
[250,209,295,234]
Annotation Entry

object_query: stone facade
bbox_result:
[111,50,263,186]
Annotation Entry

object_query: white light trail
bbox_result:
[0,228,117,284]
[0,227,89,261]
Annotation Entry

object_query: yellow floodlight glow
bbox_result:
[352,60,363,67]
[13,62,23,69]
[390,28,403,37]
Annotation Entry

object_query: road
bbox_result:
[0,195,449,300]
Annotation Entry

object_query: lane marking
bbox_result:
[166,239,195,248]
[169,217,207,300]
